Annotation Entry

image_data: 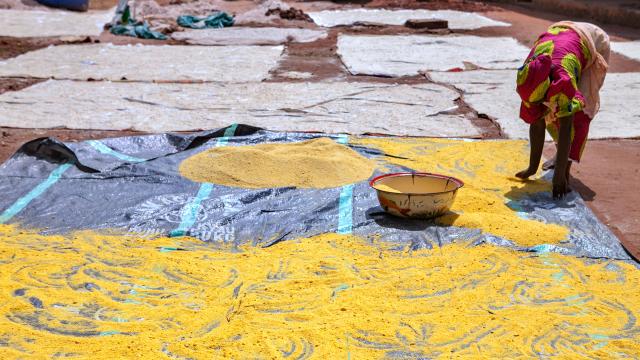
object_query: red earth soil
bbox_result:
[545,140,640,261]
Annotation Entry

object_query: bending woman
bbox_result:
[515,22,610,199]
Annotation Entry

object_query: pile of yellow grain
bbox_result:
[179,137,376,189]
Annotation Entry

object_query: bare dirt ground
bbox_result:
[0,0,639,259]
[546,140,640,261]
[0,36,69,60]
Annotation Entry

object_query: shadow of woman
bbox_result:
[568,176,597,201]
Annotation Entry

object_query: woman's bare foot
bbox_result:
[516,168,537,179]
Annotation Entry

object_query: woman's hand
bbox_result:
[552,172,570,199]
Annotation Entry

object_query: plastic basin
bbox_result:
[370,172,463,219]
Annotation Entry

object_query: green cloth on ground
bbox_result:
[110,5,167,40]
[177,12,234,29]
[110,21,167,40]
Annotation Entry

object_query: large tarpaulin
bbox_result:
[0,125,629,260]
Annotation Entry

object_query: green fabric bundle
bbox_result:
[110,5,167,40]
[177,12,234,29]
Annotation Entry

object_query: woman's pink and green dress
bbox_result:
[517,24,593,162]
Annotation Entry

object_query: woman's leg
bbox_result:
[553,115,573,199]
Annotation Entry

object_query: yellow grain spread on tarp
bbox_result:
[179,138,376,189]
[372,183,403,193]
[0,225,638,358]
[351,137,569,246]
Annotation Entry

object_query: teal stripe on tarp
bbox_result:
[336,134,355,234]
[169,124,237,237]
[335,133,348,145]
[335,134,354,234]
[216,123,238,148]
[87,140,145,163]
[337,184,355,234]
[169,182,213,237]
[0,163,73,224]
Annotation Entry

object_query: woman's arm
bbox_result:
[516,116,546,179]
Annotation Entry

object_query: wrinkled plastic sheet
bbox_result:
[612,41,640,62]
[309,8,509,30]
[0,80,480,137]
[172,27,328,45]
[0,125,629,260]
[0,44,283,82]
[338,35,530,76]
[0,8,112,38]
